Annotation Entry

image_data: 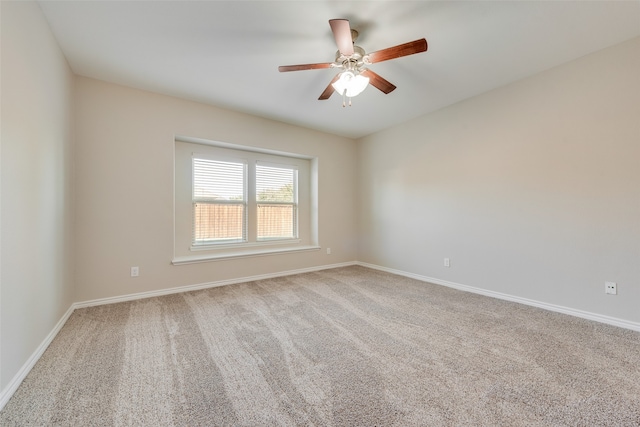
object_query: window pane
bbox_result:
[194,158,244,201]
[256,164,297,240]
[194,203,245,244]
[193,157,246,245]
[256,165,295,202]
[257,204,296,240]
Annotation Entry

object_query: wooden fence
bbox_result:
[194,203,295,242]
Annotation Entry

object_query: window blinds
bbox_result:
[193,158,245,201]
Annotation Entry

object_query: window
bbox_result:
[192,158,247,245]
[174,138,318,263]
[191,159,299,246]
[256,163,297,241]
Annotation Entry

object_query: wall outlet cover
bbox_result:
[605,282,617,295]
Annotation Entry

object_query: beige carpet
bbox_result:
[2,266,639,426]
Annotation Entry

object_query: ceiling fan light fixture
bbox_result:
[331,71,370,98]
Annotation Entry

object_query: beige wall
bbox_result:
[0,2,75,390]
[358,37,640,323]
[74,77,357,302]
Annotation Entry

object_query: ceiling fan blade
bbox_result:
[361,69,396,94]
[329,19,354,56]
[318,74,341,100]
[367,38,427,64]
[278,63,333,72]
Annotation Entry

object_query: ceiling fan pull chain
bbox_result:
[349,97,352,107]
[342,89,347,107]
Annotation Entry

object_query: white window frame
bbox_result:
[173,137,319,264]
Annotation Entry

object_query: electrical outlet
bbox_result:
[605,282,617,295]
[326,247,331,255]
[131,266,139,277]
[444,258,450,267]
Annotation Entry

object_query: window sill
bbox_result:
[172,245,321,265]
[190,238,301,251]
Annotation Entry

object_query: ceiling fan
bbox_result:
[278,19,428,106]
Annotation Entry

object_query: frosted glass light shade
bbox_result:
[331,71,370,97]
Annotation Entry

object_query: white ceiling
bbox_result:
[38,1,640,139]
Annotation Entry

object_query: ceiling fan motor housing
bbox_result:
[335,45,367,71]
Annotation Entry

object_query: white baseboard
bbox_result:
[74,261,358,309]
[0,304,75,411]
[357,261,640,332]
